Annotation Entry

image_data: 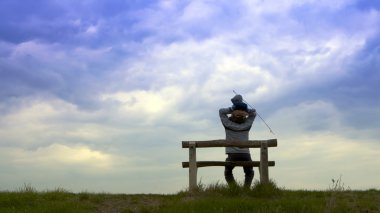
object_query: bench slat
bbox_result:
[182,161,275,168]
[182,139,277,148]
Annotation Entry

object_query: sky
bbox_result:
[0,0,379,194]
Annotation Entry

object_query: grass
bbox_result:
[0,180,379,212]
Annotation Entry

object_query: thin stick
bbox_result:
[233,90,275,135]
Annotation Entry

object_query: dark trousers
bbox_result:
[224,153,254,187]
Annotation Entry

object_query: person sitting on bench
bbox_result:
[219,94,257,187]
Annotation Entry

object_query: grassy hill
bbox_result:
[0,181,379,212]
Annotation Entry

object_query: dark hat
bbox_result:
[231,94,243,104]
[233,102,248,111]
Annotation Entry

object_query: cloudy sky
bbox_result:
[1,0,379,194]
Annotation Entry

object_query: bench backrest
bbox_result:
[182,139,277,191]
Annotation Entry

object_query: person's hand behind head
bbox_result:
[230,110,248,124]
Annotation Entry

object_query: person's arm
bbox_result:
[219,107,233,125]
[244,108,257,125]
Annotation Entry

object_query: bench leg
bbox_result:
[189,142,197,191]
[260,141,269,184]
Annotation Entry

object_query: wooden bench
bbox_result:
[182,139,277,191]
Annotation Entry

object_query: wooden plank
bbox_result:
[260,141,269,184]
[182,161,275,168]
[188,142,197,191]
[182,139,277,148]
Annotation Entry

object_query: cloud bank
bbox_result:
[0,0,379,193]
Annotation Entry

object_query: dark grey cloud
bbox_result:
[0,0,379,116]
[331,32,380,130]
[317,31,380,108]
[263,30,380,134]
[0,0,159,46]
[0,0,71,43]
[288,1,376,40]
[355,0,380,11]
[0,1,193,110]
[0,41,125,110]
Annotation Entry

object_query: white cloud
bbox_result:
[242,0,354,13]
[179,0,219,22]
[101,86,187,123]
[10,41,65,60]
[85,25,98,35]
[9,143,114,169]
[271,132,380,190]
[0,98,121,147]
[113,28,366,108]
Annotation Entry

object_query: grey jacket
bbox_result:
[219,107,256,154]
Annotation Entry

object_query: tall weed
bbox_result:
[324,175,358,213]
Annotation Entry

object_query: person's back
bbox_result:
[219,94,257,187]
[219,108,256,153]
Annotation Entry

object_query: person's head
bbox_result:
[230,110,248,124]
[233,102,248,111]
[231,94,243,105]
